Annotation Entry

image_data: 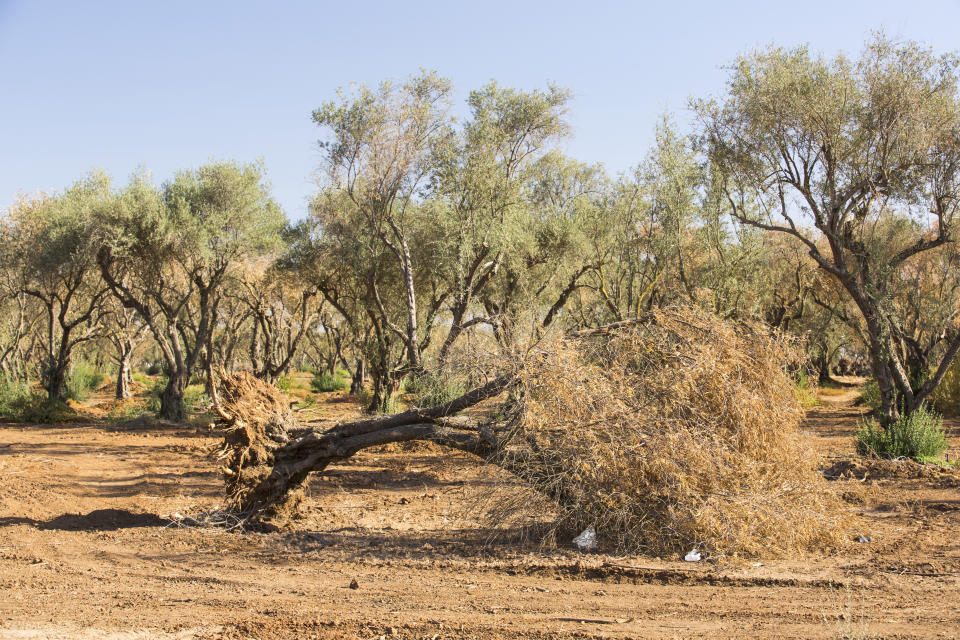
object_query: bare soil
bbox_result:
[2,386,960,639]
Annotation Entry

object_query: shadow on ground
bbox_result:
[0,508,169,531]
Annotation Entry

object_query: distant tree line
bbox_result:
[1,34,958,424]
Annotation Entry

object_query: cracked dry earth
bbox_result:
[1,390,960,639]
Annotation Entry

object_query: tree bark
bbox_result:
[115,348,132,399]
[159,368,187,422]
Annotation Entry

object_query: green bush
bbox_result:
[0,381,75,424]
[65,361,105,402]
[410,372,466,408]
[860,378,881,411]
[146,377,168,413]
[145,362,162,376]
[276,374,306,392]
[0,379,31,419]
[855,405,949,463]
[311,370,350,393]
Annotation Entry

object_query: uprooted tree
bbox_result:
[215,307,848,557]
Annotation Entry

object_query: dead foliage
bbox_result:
[492,306,850,558]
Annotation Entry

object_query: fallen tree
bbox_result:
[216,371,515,518]
[216,307,850,557]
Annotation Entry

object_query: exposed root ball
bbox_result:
[216,372,302,518]
[500,306,849,557]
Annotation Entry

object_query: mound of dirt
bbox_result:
[824,458,960,486]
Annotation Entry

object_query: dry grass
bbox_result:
[492,306,850,558]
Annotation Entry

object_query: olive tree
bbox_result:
[431,82,573,363]
[311,71,454,377]
[3,176,111,399]
[698,35,960,421]
[97,161,285,421]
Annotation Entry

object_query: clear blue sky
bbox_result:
[2,0,959,220]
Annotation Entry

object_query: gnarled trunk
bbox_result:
[159,369,188,422]
[115,351,132,399]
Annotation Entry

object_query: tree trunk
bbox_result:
[46,362,67,401]
[368,365,395,413]
[115,349,133,400]
[220,374,514,517]
[159,369,187,422]
[350,358,365,395]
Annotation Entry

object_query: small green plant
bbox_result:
[859,378,881,411]
[311,370,350,393]
[65,361,105,402]
[184,384,209,414]
[410,372,466,408]
[793,369,819,409]
[146,377,168,413]
[276,375,294,391]
[855,404,949,463]
[144,362,163,375]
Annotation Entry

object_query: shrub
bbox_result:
[416,374,467,407]
[65,361,105,402]
[0,380,75,424]
[15,395,76,423]
[310,370,350,393]
[146,377,168,413]
[855,405,949,463]
[860,378,881,411]
[184,384,209,414]
[0,378,31,419]
[410,372,466,408]
[275,375,294,392]
[145,362,163,376]
[931,359,960,416]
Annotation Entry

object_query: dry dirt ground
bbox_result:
[2,385,960,639]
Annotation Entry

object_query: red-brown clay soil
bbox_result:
[2,389,960,639]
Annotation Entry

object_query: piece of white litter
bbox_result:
[684,548,702,562]
[572,526,598,552]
